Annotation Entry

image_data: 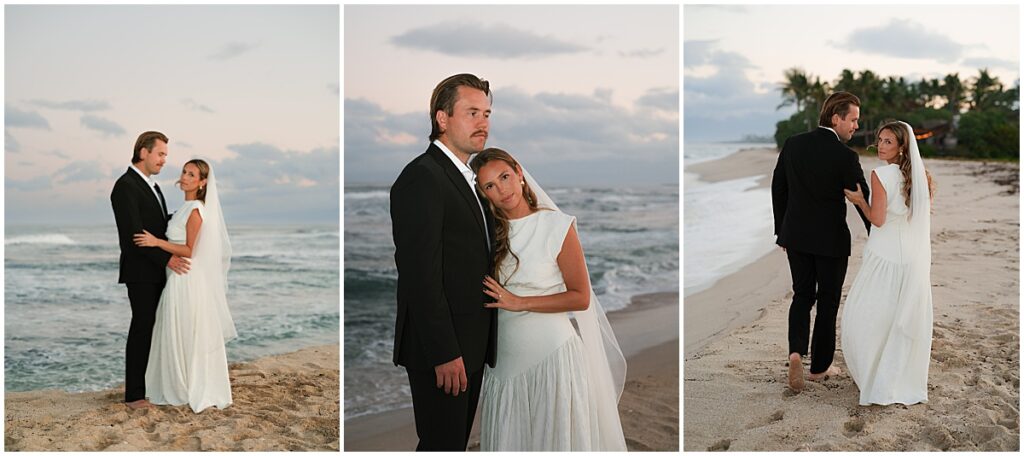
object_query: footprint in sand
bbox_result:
[745,410,785,430]
[707,439,731,451]
[842,417,865,436]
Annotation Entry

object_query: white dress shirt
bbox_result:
[434,140,490,247]
[129,164,164,208]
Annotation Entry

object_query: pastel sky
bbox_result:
[684,4,1020,142]
[5,5,339,224]
[344,5,679,187]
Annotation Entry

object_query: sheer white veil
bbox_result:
[520,165,627,449]
[893,121,933,340]
[192,163,237,343]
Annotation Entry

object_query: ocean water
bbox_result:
[344,185,679,419]
[4,224,339,393]
[683,142,777,296]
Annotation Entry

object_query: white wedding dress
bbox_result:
[841,138,933,406]
[479,210,626,451]
[146,172,236,413]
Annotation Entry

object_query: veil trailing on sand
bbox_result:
[191,164,237,344]
[893,121,932,341]
[519,165,628,449]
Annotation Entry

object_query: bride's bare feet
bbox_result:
[125,399,154,410]
[807,364,842,382]
[787,352,804,392]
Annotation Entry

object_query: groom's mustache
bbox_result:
[473,130,488,139]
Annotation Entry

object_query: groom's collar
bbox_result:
[129,164,155,186]
[433,139,475,177]
[818,126,840,141]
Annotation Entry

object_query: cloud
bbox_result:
[208,42,259,61]
[210,142,339,222]
[6,132,19,152]
[636,88,679,112]
[80,114,126,137]
[51,149,70,160]
[684,40,787,141]
[684,39,753,70]
[344,87,678,186]
[181,98,215,113]
[6,105,51,130]
[961,56,1019,71]
[391,22,587,59]
[6,175,51,192]
[55,161,108,184]
[832,20,964,61]
[619,48,665,58]
[29,99,111,111]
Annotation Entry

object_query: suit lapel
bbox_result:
[426,145,488,244]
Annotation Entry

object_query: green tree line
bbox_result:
[774,68,1020,159]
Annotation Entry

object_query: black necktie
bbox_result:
[153,182,168,220]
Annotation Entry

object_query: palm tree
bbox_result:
[969,69,1002,111]
[834,69,857,93]
[941,73,965,115]
[778,68,811,113]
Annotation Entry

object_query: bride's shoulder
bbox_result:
[539,209,576,229]
[872,163,900,176]
[186,199,206,215]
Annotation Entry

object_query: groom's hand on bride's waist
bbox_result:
[167,255,191,275]
[434,356,468,397]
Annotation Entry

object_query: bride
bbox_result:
[469,148,627,451]
[841,121,935,406]
[134,159,237,413]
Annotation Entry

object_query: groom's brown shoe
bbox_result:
[787,353,804,392]
[125,399,154,410]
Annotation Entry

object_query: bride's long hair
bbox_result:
[470,148,544,283]
[878,120,935,206]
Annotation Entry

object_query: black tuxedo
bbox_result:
[110,166,172,402]
[390,143,497,450]
[771,127,870,374]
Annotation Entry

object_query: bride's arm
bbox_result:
[483,224,590,313]
[133,209,203,258]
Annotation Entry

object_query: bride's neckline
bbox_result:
[508,210,541,222]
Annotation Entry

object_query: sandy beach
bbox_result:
[344,291,680,451]
[684,147,1019,451]
[5,344,340,451]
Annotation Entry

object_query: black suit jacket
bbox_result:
[772,127,871,258]
[390,144,498,372]
[111,167,172,283]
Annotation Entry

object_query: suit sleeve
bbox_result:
[111,182,172,268]
[771,142,788,242]
[391,166,462,368]
[843,150,872,233]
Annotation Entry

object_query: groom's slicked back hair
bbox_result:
[429,74,491,141]
[132,131,169,163]
[818,92,861,128]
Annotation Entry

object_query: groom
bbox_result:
[390,74,498,450]
[771,92,871,392]
[110,131,189,409]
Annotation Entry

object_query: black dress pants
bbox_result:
[786,248,849,374]
[124,281,164,402]
[406,366,484,451]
